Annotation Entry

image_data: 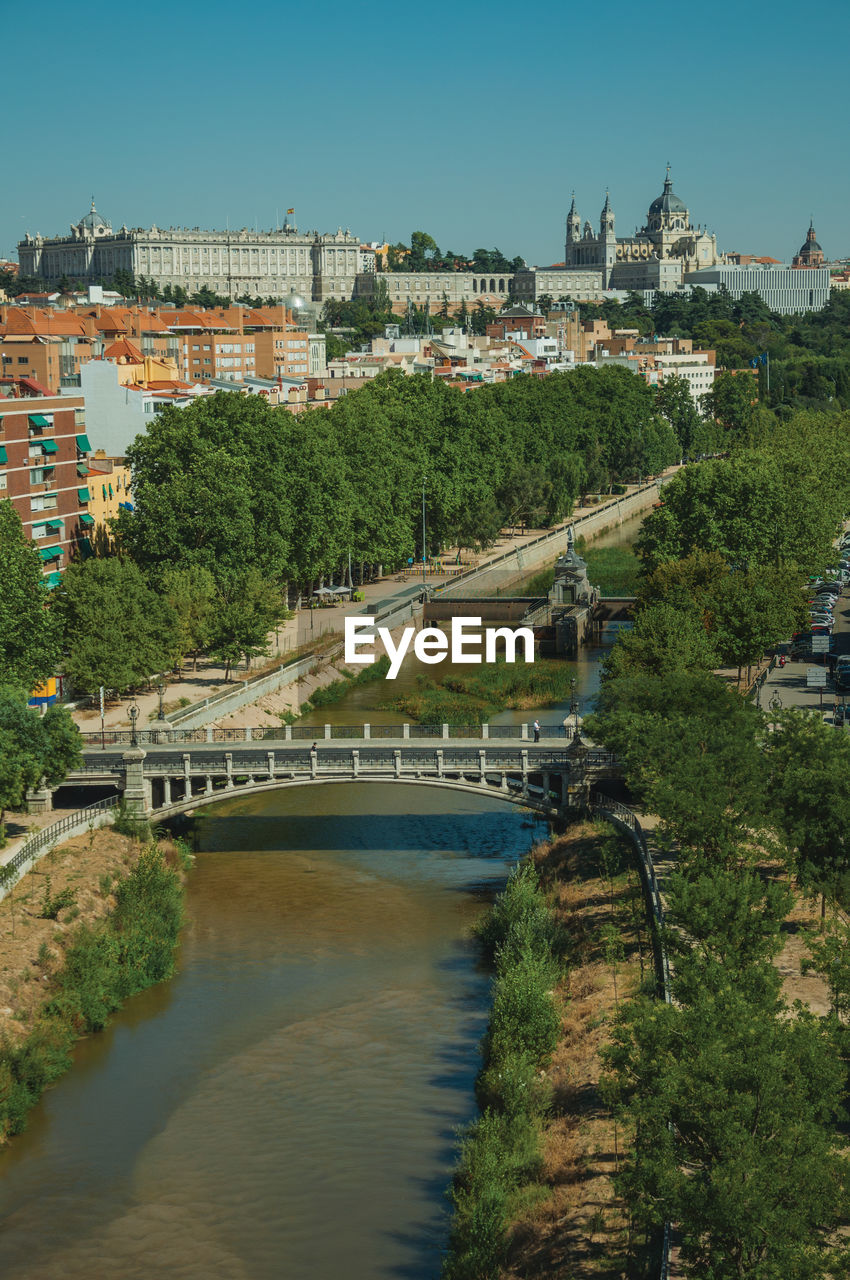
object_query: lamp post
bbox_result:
[128,701,139,747]
[569,677,580,736]
[422,475,427,585]
[156,681,166,722]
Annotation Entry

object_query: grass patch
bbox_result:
[301,655,391,711]
[387,659,578,724]
[575,538,640,595]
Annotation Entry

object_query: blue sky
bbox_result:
[3,0,846,267]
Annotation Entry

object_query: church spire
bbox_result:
[600,190,615,236]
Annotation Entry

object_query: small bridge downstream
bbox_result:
[60,725,621,822]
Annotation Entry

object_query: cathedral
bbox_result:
[564,168,722,290]
[792,222,825,268]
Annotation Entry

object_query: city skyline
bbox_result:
[2,0,847,267]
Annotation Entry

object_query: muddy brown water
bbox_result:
[0,785,548,1279]
[0,519,641,1278]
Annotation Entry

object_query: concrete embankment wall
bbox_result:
[166,655,317,729]
[436,482,659,601]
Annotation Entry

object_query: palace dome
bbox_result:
[78,200,109,232]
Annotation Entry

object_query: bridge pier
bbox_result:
[352,749,359,777]
[478,750,487,785]
[225,752,234,789]
[26,786,53,815]
[163,777,173,806]
[521,750,529,799]
[394,750,402,778]
[182,753,192,801]
[205,775,214,796]
[267,751,275,781]
[122,749,150,817]
[310,749,318,779]
[436,750,443,778]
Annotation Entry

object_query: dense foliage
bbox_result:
[118,369,679,591]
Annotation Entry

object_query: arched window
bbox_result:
[498,279,505,292]
[490,279,496,293]
[472,278,477,293]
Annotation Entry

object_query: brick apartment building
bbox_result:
[0,380,92,585]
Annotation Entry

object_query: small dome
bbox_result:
[799,236,822,255]
[78,199,109,232]
[283,290,306,311]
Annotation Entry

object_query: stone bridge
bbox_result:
[63,726,620,822]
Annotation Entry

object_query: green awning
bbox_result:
[46,518,64,531]
[77,537,93,559]
[77,487,91,503]
[79,512,95,527]
[77,463,90,477]
[28,413,49,428]
[0,446,7,464]
[38,545,63,562]
[76,434,92,452]
[102,484,108,500]
[41,438,59,455]
[46,571,63,589]
[108,483,114,498]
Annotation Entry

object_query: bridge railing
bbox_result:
[0,796,119,902]
[79,722,584,748]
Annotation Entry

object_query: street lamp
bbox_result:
[569,677,580,736]
[156,681,166,721]
[128,701,139,747]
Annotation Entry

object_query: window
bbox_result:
[30,466,56,484]
[31,493,58,512]
[0,472,6,491]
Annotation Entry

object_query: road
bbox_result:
[759,581,850,722]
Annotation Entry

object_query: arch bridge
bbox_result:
[64,727,620,822]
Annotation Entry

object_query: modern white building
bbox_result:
[681,264,830,313]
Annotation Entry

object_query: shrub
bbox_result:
[38,875,77,920]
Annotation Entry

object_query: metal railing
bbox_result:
[0,796,119,899]
[589,790,671,1279]
[80,722,585,748]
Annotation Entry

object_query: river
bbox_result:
[0,516,641,1279]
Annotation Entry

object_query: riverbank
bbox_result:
[0,825,187,1142]
[443,819,648,1280]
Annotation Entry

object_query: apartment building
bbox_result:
[0,382,92,584]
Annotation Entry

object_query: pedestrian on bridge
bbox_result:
[533,719,540,743]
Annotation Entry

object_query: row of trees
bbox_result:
[583,401,850,1273]
[381,232,524,274]
[588,674,850,1277]
[116,368,684,591]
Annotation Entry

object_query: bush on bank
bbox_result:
[442,861,562,1280]
[0,842,186,1142]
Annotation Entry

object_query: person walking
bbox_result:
[533,719,541,743]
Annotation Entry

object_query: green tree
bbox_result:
[701,369,759,436]
[0,686,82,839]
[606,984,849,1280]
[602,601,717,682]
[707,567,805,684]
[654,374,702,457]
[157,565,217,671]
[587,673,768,866]
[55,559,177,696]
[766,709,850,909]
[207,569,284,679]
[0,500,60,691]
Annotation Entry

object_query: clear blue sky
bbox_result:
[4,0,847,267]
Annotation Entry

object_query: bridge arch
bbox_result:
[150,773,568,824]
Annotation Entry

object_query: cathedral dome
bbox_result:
[800,236,822,255]
[649,170,686,216]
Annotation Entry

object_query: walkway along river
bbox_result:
[0,517,643,1278]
